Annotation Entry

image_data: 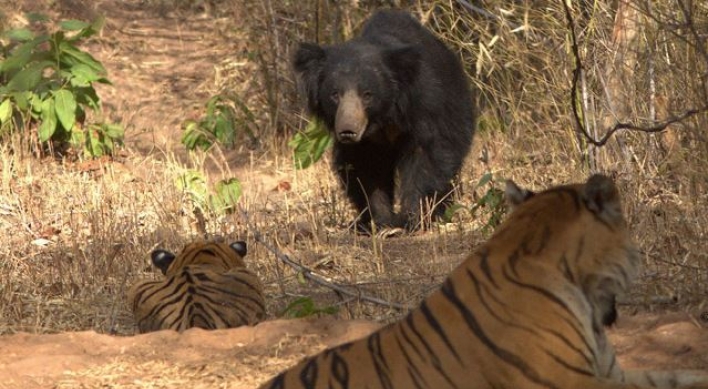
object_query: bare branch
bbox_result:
[238,207,410,311]
[455,0,503,24]
[561,0,708,147]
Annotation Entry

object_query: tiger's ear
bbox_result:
[582,174,623,226]
[504,179,535,210]
[151,250,176,275]
[230,241,247,257]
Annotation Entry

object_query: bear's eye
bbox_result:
[330,92,339,104]
[361,91,373,103]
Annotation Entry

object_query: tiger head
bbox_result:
[151,240,248,276]
[501,174,638,327]
[129,239,265,333]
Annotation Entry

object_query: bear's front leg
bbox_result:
[333,144,403,232]
[397,145,455,230]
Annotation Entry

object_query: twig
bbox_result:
[107,243,126,335]
[561,0,708,147]
[239,207,410,310]
[455,0,500,23]
[455,0,522,31]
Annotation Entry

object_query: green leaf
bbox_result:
[87,126,103,157]
[58,41,106,75]
[281,297,314,318]
[104,138,115,153]
[181,121,201,150]
[204,95,219,116]
[5,28,34,42]
[90,16,106,33]
[0,99,12,124]
[69,127,85,148]
[289,118,333,169]
[181,122,212,151]
[66,16,105,42]
[53,89,77,131]
[69,64,102,86]
[0,40,36,74]
[73,86,101,111]
[38,98,57,142]
[11,91,32,111]
[101,123,124,140]
[176,170,208,198]
[60,20,90,31]
[5,61,51,92]
[476,172,493,188]
[30,92,44,113]
[25,13,49,23]
[214,115,235,146]
[211,178,242,213]
[280,297,338,318]
[442,203,466,224]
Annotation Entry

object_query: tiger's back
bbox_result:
[128,240,266,333]
[260,175,708,389]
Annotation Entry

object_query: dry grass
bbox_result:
[0,0,706,337]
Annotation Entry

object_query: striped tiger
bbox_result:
[128,240,266,333]
[260,175,708,389]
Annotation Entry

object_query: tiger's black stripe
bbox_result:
[393,333,428,388]
[405,311,457,387]
[368,333,394,389]
[440,279,562,389]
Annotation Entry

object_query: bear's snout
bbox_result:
[334,91,368,143]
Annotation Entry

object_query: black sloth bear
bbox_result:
[294,9,475,232]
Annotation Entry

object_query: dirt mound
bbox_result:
[0,317,381,389]
[1,313,706,388]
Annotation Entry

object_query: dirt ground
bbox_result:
[0,313,706,388]
[1,0,707,388]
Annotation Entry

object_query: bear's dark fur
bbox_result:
[294,9,475,231]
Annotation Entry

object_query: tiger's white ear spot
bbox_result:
[505,179,535,210]
[151,250,176,275]
[230,241,247,257]
[583,174,623,225]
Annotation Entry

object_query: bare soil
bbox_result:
[1,0,707,388]
[0,313,706,388]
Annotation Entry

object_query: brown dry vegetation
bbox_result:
[0,0,707,387]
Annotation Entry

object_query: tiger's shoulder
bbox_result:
[128,240,266,333]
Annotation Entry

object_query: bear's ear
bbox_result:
[293,42,326,74]
[383,45,421,85]
[293,43,327,113]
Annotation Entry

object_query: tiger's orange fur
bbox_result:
[260,175,708,389]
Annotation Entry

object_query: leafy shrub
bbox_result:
[470,172,507,233]
[181,93,257,151]
[176,170,242,216]
[289,118,332,169]
[0,15,123,157]
[281,296,338,318]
